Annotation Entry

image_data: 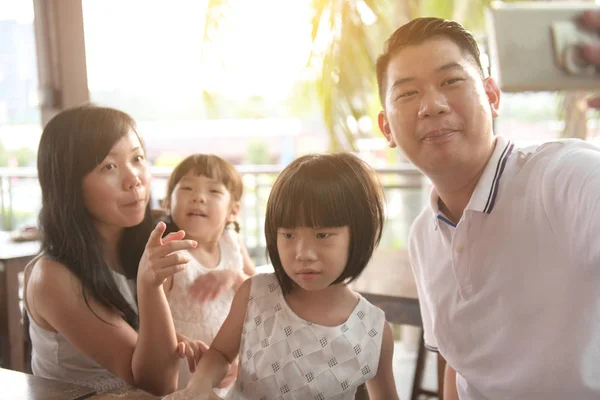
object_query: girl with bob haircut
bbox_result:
[24,104,201,395]
[165,153,399,400]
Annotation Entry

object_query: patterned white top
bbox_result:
[167,228,243,393]
[226,273,386,400]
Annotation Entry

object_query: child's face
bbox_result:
[169,172,237,241]
[276,226,350,292]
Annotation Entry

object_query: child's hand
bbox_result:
[216,358,238,388]
[138,222,197,289]
[177,337,209,373]
[188,270,241,302]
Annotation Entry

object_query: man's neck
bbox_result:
[430,140,497,224]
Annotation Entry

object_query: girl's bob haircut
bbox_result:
[265,153,385,293]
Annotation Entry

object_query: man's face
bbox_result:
[378,37,500,177]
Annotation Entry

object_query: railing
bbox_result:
[0,165,428,265]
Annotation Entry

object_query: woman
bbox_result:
[24,104,199,395]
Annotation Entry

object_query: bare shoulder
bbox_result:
[28,256,81,299]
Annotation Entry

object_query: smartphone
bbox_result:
[486,1,600,92]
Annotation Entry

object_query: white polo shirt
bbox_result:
[409,136,600,400]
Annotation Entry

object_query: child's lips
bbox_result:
[297,270,321,280]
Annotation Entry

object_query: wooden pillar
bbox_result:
[32,0,89,126]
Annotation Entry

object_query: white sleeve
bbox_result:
[542,141,600,270]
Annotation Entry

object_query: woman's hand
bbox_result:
[138,222,197,289]
[188,270,243,302]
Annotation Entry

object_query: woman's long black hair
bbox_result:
[37,104,153,329]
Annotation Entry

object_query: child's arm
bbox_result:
[175,279,251,395]
[365,322,399,399]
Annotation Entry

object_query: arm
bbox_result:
[365,322,399,400]
[27,232,195,396]
[184,278,251,393]
[444,362,459,400]
[133,222,197,394]
[27,258,140,388]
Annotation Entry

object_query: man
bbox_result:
[376,14,600,400]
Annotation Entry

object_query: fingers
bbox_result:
[154,239,198,258]
[177,342,186,358]
[146,221,167,248]
[588,97,600,109]
[155,253,192,270]
[185,344,196,373]
[582,10,600,30]
[582,44,600,65]
[162,230,186,244]
[153,264,186,283]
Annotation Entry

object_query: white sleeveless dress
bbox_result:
[225,273,386,400]
[167,228,243,394]
[27,269,137,392]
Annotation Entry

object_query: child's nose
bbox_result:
[295,239,317,262]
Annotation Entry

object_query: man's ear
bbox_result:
[378,111,396,148]
[484,77,501,119]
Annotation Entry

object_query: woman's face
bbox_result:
[81,130,151,239]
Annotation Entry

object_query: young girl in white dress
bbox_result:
[165,153,399,400]
[160,154,256,395]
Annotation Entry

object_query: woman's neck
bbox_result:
[95,225,124,272]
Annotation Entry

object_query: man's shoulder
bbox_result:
[516,139,599,167]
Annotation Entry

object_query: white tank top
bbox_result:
[27,269,137,392]
[166,227,243,393]
[226,273,386,400]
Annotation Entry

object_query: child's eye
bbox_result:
[103,163,117,171]
[210,189,222,194]
[281,233,294,239]
[316,233,331,239]
[133,155,145,163]
[180,186,192,191]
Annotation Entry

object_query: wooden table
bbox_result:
[0,367,96,400]
[352,248,421,327]
[0,232,41,371]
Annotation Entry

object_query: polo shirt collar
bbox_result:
[429,136,514,226]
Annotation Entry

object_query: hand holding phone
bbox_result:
[486,2,600,92]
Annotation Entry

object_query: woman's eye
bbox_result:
[181,186,192,191]
[103,163,117,171]
[281,233,293,239]
[133,155,145,162]
[316,233,331,239]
